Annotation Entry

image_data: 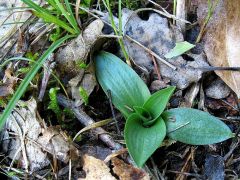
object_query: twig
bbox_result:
[125,36,176,70]
[30,23,55,46]
[147,0,170,14]
[228,156,240,166]
[57,94,122,150]
[167,170,202,178]
[193,66,240,72]
[107,90,120,135]
[75,0,82,27]
[150,157,163,180]
[68,159,72,180]
[224,138,239,161]
[133,8,190,24]
[38,53,55,101]
[151,54,162,81]
[176,0,186,33]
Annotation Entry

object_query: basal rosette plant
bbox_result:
[94,51,234,167]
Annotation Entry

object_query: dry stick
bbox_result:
[147,0,169,14]
[38,53,55,101]
[167,170,202,178]
[107,90,120,135]
[224,138,239,161]
[133,8,190,24]
[176,0,186,33]
[125,36,176,70]
[194,66,240,72]
[150,54,162,81]
[57,94,122,150]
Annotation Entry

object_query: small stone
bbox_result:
[205,78,231,99]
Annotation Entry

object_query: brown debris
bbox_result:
[112,157,150,180]
[55,19,104,77]
[79,155,116,180]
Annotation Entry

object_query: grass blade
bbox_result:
[64,0,79,31]
[22,0,77,34]
[0,35,74,130]
[54,0,79,33]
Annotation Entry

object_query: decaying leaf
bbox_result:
[120,9,208,89]
[0,84,13,97]
[55,20,101,105]
[0,69,16,97]
[197,0,240,98]
[69,72,96,106]
[55,19,104,77]
[0,0,38,45]
[112,157,150,180]
[1,98,79,171]
[79,155,116,180]
[37,126,79,163]
[79,155,149,180]
[2,98,49,171]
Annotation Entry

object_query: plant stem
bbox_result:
[196,0,220,43]
[103,0,130,65]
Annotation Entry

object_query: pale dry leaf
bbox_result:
[111,157,150,180]
[1,98,79,171]
[55,19,104,77]
[0,69,16,97]
[37,126,80,163]
[197,0,240,98]
[79,155,116,180]
[2,98,49,171]
[69,73,96,106]
[121,9,209,89]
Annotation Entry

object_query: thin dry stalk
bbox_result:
[57,94,122,150]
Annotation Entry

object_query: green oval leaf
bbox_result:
[124,113,166,167]
[162,108,233,145]
[95,51,151,117]
[165,41,195,59]
[143,86,175,120]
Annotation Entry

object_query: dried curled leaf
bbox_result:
[55,19,104,76]
[112,157,150,180]
[2,98,79,171]
[197,0,240,98]
[79,155,116,180]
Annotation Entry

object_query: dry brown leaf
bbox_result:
[69,72,96,106]
[2,98,80,171]
[37,126,80,163]
[2,98,49,171]
[0,69,16,97]
[55,19,104,77]
[79,155,116,180]
[197,0,240,98]
[0,84,13,97]
[111,157,150,180]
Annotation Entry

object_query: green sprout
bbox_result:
[95,51,233,167]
